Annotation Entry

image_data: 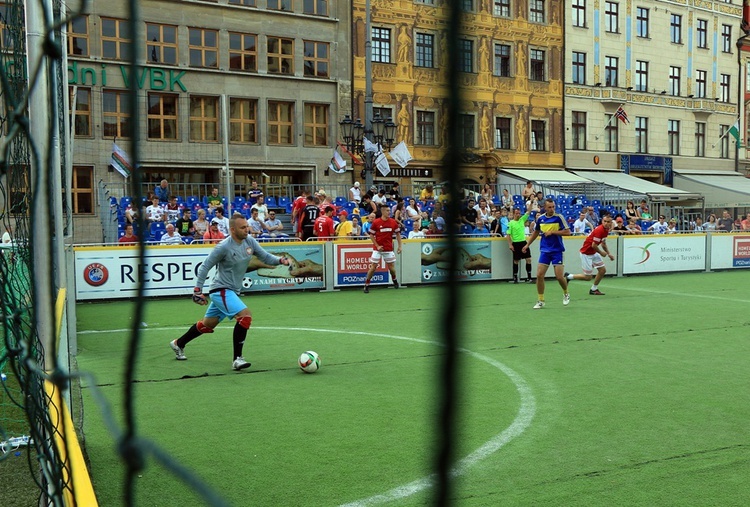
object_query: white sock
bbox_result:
[567,274,574,280]
[591,284,598,290]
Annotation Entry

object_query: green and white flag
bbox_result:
[110,142,132,178]
[728,120,741,142]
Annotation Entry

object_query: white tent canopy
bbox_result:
[572,169,702,206]
[673,170,750,208]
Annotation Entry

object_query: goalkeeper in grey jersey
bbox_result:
[170,214,290,370]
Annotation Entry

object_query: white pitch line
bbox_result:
[78,325,537,505]
[612,285,750,304]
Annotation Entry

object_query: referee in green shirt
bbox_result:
[506,204,533,283]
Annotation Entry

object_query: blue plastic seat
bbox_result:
[266,196,277,207]
[279,196,291,207]
[285,202,293,214]
[334,196,347,207]
[459,224,474,235]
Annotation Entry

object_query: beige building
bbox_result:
[66,0,351,242]
[565,0,741,185]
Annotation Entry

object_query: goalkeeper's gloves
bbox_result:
[192,287,207,305]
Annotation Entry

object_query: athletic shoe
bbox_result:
[363,286,369,293]
[232,357,252,370]
[564,272,570,279]
[170,340,186,361]
[508,278,518,284]
[533,301,545,309]
[392,279,400,289]
[589,289,605,295]
[526,278,534,283]
[563,293,571,306]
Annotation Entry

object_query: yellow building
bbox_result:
[351,0,565,190]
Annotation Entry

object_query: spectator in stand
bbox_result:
[521,181,536,201]
[425,222,440,236]
[704,213,718,231]
[119,224,138,245]
[408,220,425,239]
[125,204,137,225]
[405,198,421,220]
[372,187,388,206]
[648,215,669,234]
[263,211,287,238]
[717,209,734,232]
[351,216,362,237]
[365,185,378,200]
[626,217,643,235]
[461,198,478,226]
[666,218,678,234]
[165,196,181,223]
[433,207,446,233]
[349,181,362,203]
[247,208,266,238]
[193,209,209,240]
[693,217,705,232]
[475,198,492,228]
[251,195,269,222]
[300,195,320,241]
[490,209,508,236]
[742,215,750,231]
[526,193,540,213]
[334,210,353,238]
[291,190,309,237]
[160,223,184,245]
[437,184,451,204]
[361,194,377,217]
[203,219,226,243]
[624,200,640,222]
[146,196,165,223]
[361,212,376,236]
[213,207,230,236]
[420,184,435,202]
[390,182,401,201]
[611,216,628,235]
[176,209,195,238]
[585,206,600,229]
[501,188,514,212]
[572,212,589,235]
[638,200,652,220]
[393,200,406,228]
[314,206,336,240]
[155,179,170,204]
[246,180,263,205]
[207,187,223,212]
[481,183,494,204]
[472,217,490,236]
[420,211,431,230]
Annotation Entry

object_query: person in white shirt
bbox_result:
[146,197,165,223]
[160,224,184,245]
[349,182,362,203]
[372,188,388,206]
[648,215,669,234]
[572,213,589,235]
[251,195,269,222]
[407,220,426,239]
[213,208,230,236]
[405,198,421,220]
[666,219,678,234]
[474,198,492,228]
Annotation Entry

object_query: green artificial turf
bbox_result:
[75,271,750,506]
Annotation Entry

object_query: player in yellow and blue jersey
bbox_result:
[522,198,571,309]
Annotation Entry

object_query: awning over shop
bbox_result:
[673,170,750,208]
[572,169,702,205]
[498,168,591,184]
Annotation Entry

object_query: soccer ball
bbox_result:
[298,351,321,373]
[423,269,433,280]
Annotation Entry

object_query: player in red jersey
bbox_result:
[364,204,402,293]
[565,214,615,295]
[314,206,336,239]
[291,190,309,238]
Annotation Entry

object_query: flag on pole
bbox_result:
[374,151,391,177]
[614,106,630,124]
[388,141,413,168]
[330,147,346,173]
[337,141,362,164]
[728,119,741,142]
[110,142,132,178]
[363,136,379,153]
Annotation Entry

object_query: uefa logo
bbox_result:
[83,263,109,286]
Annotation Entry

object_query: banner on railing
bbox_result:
[419,239,492,283]
[333,243,389,287]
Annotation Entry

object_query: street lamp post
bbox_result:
[339,0,397,189]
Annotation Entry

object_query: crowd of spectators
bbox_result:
[114,178,750,244]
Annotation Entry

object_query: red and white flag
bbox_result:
[614,106,630,124]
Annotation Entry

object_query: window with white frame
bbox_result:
[605,114,618,152]
[495,117,511,149]
[669,66,681,96]
[635,116,648,153]
[530,120,546,151]
[636,7,649,38]
[670,14,682,43]
[668,119,680,155]
[572,0,586,27]
[493,0,510,17]
[458,39,474,72]
[415,33,434,68]
[697,19,708,49]
[720,74,730,102]
[605,56,618,87]
[494,43,511,77]
[530,49,545,81]
[722,25,732,53]
[696,70,707,98]
[604,1,619,33]
[635,60,648,91]
[695,122,705,157]
[529,0,545,23]
[372,27,391,63]
[572,51,586,84]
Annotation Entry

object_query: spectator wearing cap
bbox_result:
[213,207,230,235]
[349,182,362,203]
[263,210,288,238]
[314,205,336,240]
[366,185,378,200]
[203,218,226,243]
[611,216,628,235]
[372,187,388,206]
[335,210,353,237]
[647,215,669,234]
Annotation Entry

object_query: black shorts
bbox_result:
[512,241,531,261]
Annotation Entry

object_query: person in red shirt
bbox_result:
[118,224,138,245]
[291,190,309,238]
[314,206,336,240]
[564,214,615,295]
[364,204,402,293]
